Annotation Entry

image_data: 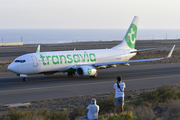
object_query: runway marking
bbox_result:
[1,68,180,85]
[0,74,180,93]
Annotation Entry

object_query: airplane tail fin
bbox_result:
[112,16,139,50]
[36,45,40,53]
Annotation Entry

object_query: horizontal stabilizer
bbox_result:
[131,47,167,53]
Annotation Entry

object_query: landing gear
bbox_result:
[23,77,27,82]
[90,73,98,78]
[71,72,76,77]
[93,73,98,78]
[68,72,76,77]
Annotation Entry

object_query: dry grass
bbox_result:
[130,104,156,120]
[19,115,44,120]
[162,99,180,120]
[1,85,180,120]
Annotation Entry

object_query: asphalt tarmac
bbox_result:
[0,63,180,104]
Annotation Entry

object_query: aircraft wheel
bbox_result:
[71,72,76,77]
[68,72,76,77]
[23,77,27,82]
[68,72,71,77]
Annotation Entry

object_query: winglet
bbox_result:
[166,45,175,58]
[36,45,40,53]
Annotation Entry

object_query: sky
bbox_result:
[1,0,180,29]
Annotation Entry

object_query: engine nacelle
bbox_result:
[76,66,97,76]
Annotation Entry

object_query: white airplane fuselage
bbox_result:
[8,49,136,75]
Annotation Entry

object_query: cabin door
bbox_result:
[31,56,38,67]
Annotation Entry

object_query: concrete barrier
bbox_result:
[0,42,23,46]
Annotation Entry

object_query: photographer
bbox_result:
[113,76,126,114]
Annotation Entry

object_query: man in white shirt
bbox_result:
[87,98,99,120]
[113,76,126,114]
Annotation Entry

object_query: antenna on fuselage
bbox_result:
[36,45,40,53]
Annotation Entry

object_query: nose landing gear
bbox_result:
[19,74,28,82]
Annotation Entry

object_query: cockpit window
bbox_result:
[15,60,26,63]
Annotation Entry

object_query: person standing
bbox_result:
[113,76,126,114]
[87,98,99,120]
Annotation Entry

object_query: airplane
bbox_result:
[8,16,175,81]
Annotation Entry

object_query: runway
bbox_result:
[0,63,180,104]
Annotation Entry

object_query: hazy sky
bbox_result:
[1,0,180,29]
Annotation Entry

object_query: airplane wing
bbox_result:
[94,45,175,67]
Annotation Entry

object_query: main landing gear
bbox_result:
[68,72,76,77]
[90,73,98,78]
[23,77,27,82]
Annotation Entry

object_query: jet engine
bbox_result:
[76,66,97,77]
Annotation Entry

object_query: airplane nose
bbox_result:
[8,64,13,71]
[8,63,16,73]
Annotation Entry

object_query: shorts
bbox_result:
[114,97,124,106]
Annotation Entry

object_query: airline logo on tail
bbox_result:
[125,24,137,49]
[111,16,138,50]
